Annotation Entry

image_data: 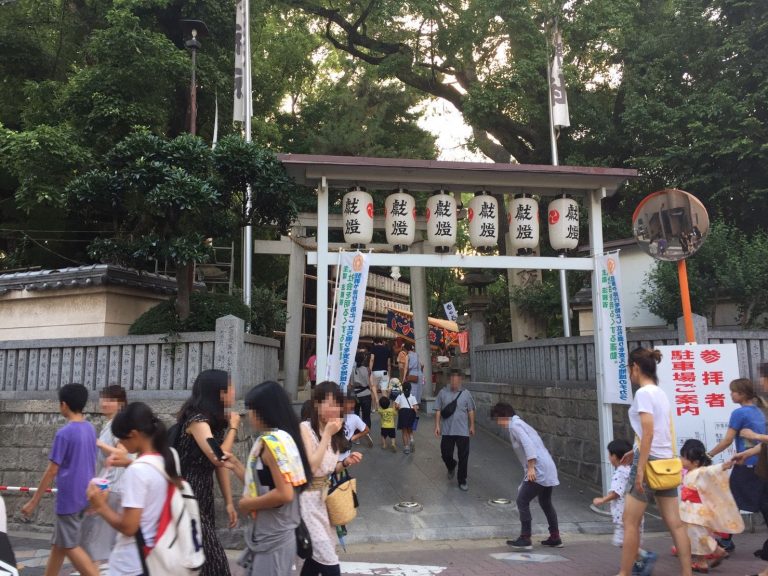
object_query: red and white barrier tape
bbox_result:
[0,486,57,493]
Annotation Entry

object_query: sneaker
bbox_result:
[404,447,411,454]
[458,483,469,491]
[390,444,397,453]
[365,434,374,448]
[506,536,532,550]
[540,536,563,548]
[716,536,735,552]
[637,551,657,576]
[447,466,456,480]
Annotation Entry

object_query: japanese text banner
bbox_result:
[596,252,632,404]
[657,344,740,462]
[328,251,370,393]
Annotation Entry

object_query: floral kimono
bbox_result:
[679,465,744,555]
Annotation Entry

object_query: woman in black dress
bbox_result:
[175,369,239,576]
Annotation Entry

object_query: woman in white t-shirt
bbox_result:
[87,402,180,576]
[617,348,692,576]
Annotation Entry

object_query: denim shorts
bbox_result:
[627,450,678,502]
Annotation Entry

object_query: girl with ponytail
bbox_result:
[679,439,742,571]
[87,402,181,576]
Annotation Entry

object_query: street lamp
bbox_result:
[180,19,209,135]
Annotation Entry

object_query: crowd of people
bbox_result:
[9,342,768,576]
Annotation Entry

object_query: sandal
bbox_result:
[706,549,727,568]
[691,561,709,573]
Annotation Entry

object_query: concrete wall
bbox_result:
[0,287,167,340]
[0,399,250,547]
[468,381,632,487]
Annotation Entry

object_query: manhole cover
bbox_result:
[394,501,423,513]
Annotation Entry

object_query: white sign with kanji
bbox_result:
[656,344,741,463]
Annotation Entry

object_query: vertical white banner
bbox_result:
[550,28,570,128]
[328,252,370,393]
[657,344,741,462]
[443,301,458,322]
[233,0,246,123]
[596,252,632,404]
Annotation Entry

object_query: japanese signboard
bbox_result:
[596,252,632,404]
[232,0,246,123]
[386,309,459,349]
[328,251,370,393]
[443,301,458,322]
[657,343,740,462]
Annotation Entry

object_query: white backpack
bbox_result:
[133,454,205,575]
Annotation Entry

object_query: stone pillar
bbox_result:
[466,298,488,378]
[506,234,546,341]
[410,242,432,398]
[283,230,306,399]
[214,315,246,399]
[677,313,708,345]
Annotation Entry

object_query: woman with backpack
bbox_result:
[222,381,312,576]
[351,351,373,428]
[300,381,364,576]
[86,402,183,576]
[175,369,239,576]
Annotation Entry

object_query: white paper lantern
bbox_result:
[548,196,580,252]
[468,191,498,253]
[385,189,416,252]
[426,190,457,253]
[342,187,374,247]
[509,195,540,255]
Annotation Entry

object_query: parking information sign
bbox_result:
[656,344,741,462]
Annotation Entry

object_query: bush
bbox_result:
[129,292,251,335]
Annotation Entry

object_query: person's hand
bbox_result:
[345,452,363,467]
[324,418,343,436]
[21,498,38,518]
[526,467,537,483]
[229,411,241,431]
[107,448,133,468]
[238,496,257,519]
[732,451,749,465]
[634,469,645,495]
[740,428,757,441]
[226,502,238,528]
[434,425,441,438]
[592,496,604,507]
[722,459,735,471]
[86,484,109,511]
[469,424,475,437]
[620,450,634,466]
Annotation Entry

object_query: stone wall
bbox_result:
[0,398,251,547]
[468,381,633,488]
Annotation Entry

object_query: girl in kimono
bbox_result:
[679,439,744,573]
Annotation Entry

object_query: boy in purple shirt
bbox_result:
[22,383,99,576]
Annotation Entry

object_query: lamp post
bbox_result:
[181,19,209,135]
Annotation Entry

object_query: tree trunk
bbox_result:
[176,261,194,321]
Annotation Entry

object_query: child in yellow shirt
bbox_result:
[377,397,397,452]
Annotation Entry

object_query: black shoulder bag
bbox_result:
[440,390,464,420]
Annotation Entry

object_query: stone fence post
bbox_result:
[677,313,708,344]
[214,315,246,398]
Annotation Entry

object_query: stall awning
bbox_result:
[386,308,460,349]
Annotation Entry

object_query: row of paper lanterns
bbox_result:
[342,188,580,254]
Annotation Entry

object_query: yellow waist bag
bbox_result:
[639,417,682,491]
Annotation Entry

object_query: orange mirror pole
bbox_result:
[678,259,695,343]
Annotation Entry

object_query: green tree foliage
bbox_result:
[640,223,768,328]
[249,285,288,337]
[129,292,252,335]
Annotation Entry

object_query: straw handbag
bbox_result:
[326,471,358,526]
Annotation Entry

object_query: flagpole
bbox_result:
[242,0,253,310]
[546,19,571,338]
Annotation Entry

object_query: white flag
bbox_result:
[233,0,246,123]
[550,28,570,128]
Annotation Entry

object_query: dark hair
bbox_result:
[680,439,712,467]
[373,337,383,344]
[309,381,347,453]
[607,439,633,459]
[355,351,366,367]
[112,402,182,486]
[100,385,127,404]
[629,347,663,383]
[490,402,516,419]
[245,381,312,487]
[760,362,768,378]
[730,378,757,400]
[300,400,312,422]
[379,396,390,409]
[177,369,229,429]
[59,383,88,413]
[403,342,413,351]
[402,381,412,397]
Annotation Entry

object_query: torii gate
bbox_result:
[260,153,637,493]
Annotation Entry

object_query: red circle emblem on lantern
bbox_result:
[412,208,417,219]
[507,212,512,224]
[468,207,474,222]
[548,209,560,225]
[366,203,374,219]
[426,208,431,221]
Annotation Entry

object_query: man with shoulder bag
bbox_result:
[435,369,476,491]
